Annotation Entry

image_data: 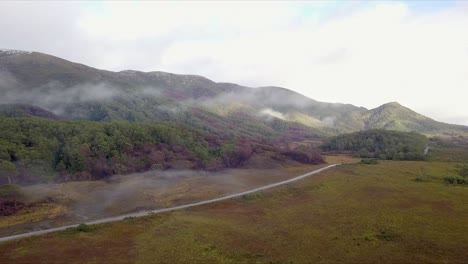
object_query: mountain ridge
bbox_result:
[0,49,466,137]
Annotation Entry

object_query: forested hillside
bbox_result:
[321,129,429,160]
[1,50,466,136]
[0,50,466,184]
[0,117,325,185]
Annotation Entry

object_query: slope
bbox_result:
[0,49,467,137]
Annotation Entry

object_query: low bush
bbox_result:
[242,192,264,201]
[414,177,429,182]
[443,176,467,185]
[65,223,95,233]
[360,159,379,165]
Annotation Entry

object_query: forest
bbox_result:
[0,117,242,183]
[321,129,428,160]
[0,117,324,185]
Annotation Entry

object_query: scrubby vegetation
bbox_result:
[443,176,467,185]
[1,161,467,263]
[360,158,379,165]
[321,129,428,160]
[443,163,468,185]
[426,136,468,162]
[0,184,24,216]
[64,223,95,234]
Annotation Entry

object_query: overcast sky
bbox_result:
[1,1,467,125]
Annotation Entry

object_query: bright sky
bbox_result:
[1,1,467,125]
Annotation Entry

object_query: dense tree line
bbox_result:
[0,117,245,184]
[321,129,428,160]
[0,117,325,184]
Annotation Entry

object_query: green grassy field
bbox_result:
[0,160,467,263]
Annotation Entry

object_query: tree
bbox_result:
[358,148,371,158]
[0,160,16,184]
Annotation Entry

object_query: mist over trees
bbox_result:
[321,129,428,160]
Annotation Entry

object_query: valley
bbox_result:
[0,155,355,239]
[1,159,467,263]
[0,49,467,263]
[2,1,468,262]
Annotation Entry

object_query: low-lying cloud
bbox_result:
[259,108,286,120]
[0,1,467,125]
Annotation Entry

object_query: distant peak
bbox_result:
[383,102,402,107]
[377,102,406,109]
[370,102,408,112]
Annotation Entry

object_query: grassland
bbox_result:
[0,159,466,263]
[1,157,348,237]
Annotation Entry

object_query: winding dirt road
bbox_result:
[0,163,340,243]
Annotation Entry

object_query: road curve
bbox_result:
[0,163,340,243]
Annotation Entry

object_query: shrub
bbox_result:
[242,192,264,201]
[443,176,467,185]
[360,159,379,165]
[414,177,429,182]
[65,223,95,233]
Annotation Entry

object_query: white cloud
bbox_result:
[0,1,467,125]
[259,108,286,120]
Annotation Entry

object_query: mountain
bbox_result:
[0,49,466,137]
[364,102,468,136]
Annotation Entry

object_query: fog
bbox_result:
[0,70,120,113]
[24,167,284,223]
[0,67,335,125]
[259,108,286,121]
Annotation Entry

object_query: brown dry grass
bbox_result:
[0,160,467,263]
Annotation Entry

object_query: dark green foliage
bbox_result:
[242,191,264,201]
[444,177,468,185]
[0,117,325,183]
[0,117,218,183]
[64,223,95,233]
[360,159,379,165]
[321,129,428,160]
[0,184,21,198]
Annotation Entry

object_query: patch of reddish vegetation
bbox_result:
[57,143,198,181]
[272,144,325,165]
[0,200,25,216]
